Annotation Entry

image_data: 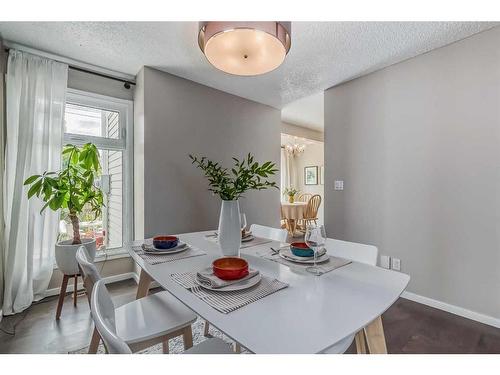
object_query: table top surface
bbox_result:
[281,201,308,206]
[128,230,409,354]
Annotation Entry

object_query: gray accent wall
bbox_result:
[136,67,281,238]
[325,27,500,319]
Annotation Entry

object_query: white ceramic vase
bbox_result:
[55,238,97,275]
[218,200,241,257]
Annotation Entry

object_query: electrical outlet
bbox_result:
[334,180,344,190]
[391,258,401,271]
[380,255,391,269]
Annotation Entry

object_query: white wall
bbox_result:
[67,69,134,101]
[136,67,281,237]
[281,121,324,142]
[295,143,324,224]
[325,27,500,320]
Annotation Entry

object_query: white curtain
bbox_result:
[2,50,68,314]
[280,147,298,194]
[0,41,6,312]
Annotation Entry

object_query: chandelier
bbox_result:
[198,22,291,76]
[284,139,306,156]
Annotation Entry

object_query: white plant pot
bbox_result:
[55,238,96,275]
[218,200,241,257]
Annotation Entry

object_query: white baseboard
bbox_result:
[401,291,500,329]
[44,272,137,298]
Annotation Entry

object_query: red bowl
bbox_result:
[290,242,310,249]
[212,257,249,280]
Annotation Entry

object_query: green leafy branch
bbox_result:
[189,153,278,201]
[24,143,104,245]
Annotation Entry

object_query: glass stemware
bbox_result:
[240,213,247,233]
[304,224,326,276]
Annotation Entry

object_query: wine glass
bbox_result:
[304,224,326,276]
[240,213,247,234]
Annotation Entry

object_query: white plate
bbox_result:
[142,242,189,255]
[194,273,262,292]
[241,235,254,243]
[279,248,329,264]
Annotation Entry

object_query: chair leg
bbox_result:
[162,341,169,354]
[355,330,367,354]
[73,274,78,307]
[182,325,193,350]
[364,316,388,354]
[56,274,69,320]
[88,327,101,354]
[203,319,210,337]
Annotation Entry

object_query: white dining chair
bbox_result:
[249,224,288,243]
[77,246,197,354]
[321,238,379,354]
[91,279,234,354]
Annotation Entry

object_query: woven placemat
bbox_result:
[171,272,288,314]
[132,244,206,265]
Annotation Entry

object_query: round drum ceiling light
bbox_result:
[198,22,291,76]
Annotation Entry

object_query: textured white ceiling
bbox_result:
[282,92,324,131]
[0,22,497,109]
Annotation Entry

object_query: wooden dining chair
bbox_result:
[297,193,312,202]
[322,238,380,354]
[280,206,288,230]
[76,246,197,354]
[298,194,322,229]
[91,279,234,354]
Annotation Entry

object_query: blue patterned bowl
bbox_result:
[153,236,179,249]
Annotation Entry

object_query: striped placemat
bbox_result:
[171,272,288,314]
[132,245,206,265]
[204,234,273,249]
[257,247,351,275]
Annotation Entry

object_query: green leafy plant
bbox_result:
[283,187,299,198]
[189,153,278,200]
[24,143,104,245]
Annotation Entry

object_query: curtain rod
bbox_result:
[3,46,136,87]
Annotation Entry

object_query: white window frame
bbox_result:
[64,88,134,258]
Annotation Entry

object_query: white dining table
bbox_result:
[128,230,409,354]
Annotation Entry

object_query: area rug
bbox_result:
[69,317,246,354]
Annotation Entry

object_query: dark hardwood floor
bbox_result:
[1,279,499,354]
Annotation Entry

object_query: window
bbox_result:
[59,89,133,256]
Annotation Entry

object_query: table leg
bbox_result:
[136,269,153,299]
[182,325,194,350]
[354,330,367,354]
[364,316,388,354]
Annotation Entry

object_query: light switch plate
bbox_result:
[391,258,401,271]
[334,180,344,190]
[380,255,391,269]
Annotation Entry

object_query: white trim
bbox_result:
[63,88,134,253]
[44,272,136,298]
[401,291,500,329]
[4,41,135,82]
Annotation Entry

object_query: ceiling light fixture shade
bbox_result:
[198,21,291,76]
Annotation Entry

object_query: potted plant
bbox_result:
[190,153,278,256]
[283,187,299,203]
[24,143,104,275]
